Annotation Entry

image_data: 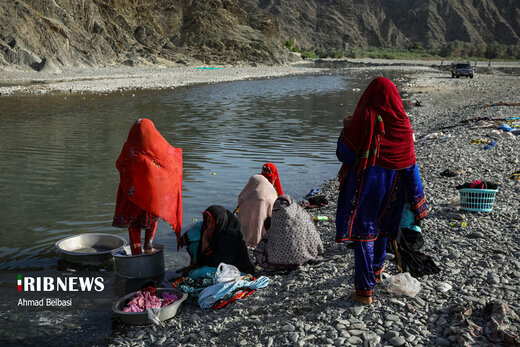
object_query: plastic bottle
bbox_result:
[313,216,328,221]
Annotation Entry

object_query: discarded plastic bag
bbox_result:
[146,308,165,327]
[215,263,241,283]
[381,272,421,297]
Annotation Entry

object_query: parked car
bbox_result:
[451,62,474,78]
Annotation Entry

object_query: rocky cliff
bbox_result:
[1,0,519,71]
[252,0,520,50]
[0,0,289,71]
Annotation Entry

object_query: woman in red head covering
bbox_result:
[112,118,183,255]
[261,163,283,196]
[335,78,427,304]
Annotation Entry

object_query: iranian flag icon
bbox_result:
[17,275,22,291]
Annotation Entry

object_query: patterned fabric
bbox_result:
[237,175,278,247]
[198,275,269,309]
[335,141,427,242]
[254,195,324,268]
[338,77,416,180]
[453,301,520,346]
[335,79,426,299]
[211,288,255,309]
[113,118,183,243]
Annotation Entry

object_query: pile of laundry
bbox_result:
[123,287,179,312]
[172,263,269,310]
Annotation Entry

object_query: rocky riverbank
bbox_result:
[106,67,520,347]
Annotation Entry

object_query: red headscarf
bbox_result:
[114,118,183,240]
[261,163,283,196]
[339,77,415,183]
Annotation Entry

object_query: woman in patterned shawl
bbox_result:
[236,175,278,247]
[335,77,427,304]
[254,195,323,269]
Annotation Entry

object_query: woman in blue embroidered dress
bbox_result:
[335,77,427,304]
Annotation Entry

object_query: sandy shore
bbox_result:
[1,58,517,96]
[0,64,326,95]
[99,64,520,346]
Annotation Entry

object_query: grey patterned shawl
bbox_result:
[254,195,323,268]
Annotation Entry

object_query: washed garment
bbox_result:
[400,203,421,232]
[198,275,269,309]
[237,175,277,247]
[454,301,520,346]
[198,206,256,275]
[456,180,499,190]
[254,195,324,269]
[112,118,183,252]
[261,163,284,195]
[172,275,215,296]
[123,287,178,312]
[335,78,427,299]
[390,229,440,278]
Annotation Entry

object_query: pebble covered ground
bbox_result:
[107,67,520,347]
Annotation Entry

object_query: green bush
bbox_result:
[301,50,318,59]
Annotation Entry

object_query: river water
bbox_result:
[0,69,402,344]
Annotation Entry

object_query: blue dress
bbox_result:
[335,139,427,243]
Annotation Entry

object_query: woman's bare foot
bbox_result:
[144,248,156,254]
[350,293,373,305]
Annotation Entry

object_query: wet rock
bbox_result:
[347,336,363,345]
[389,335,406,346]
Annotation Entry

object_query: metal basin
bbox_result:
[113,244,165,279]
[55,233,127,264]
[113,288,187,325]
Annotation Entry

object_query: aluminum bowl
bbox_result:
[55,233,127,264]
[113,244,165,279]
[113,288,188,325]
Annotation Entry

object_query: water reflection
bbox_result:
[0,69,411,345]
[0,72,386,271]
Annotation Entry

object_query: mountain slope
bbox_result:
[0,0,518,70]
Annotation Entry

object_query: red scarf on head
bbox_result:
[339,77,416,184]
[261,163,283,196]
[114,118,183,241]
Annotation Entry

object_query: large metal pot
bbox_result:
[55,233,127,264]
[113,244,165,279]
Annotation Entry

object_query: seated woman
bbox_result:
[236,175,278,247]
[261,163,284,196]
[181,205,256,275]
[254,195,324,269]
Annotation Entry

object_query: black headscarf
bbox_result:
[198,205,256,274]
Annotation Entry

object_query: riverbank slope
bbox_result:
[107,67,520,346]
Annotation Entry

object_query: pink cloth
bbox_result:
[123,290,179,312]
[238,175,278,247]
[123,290,162,312]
